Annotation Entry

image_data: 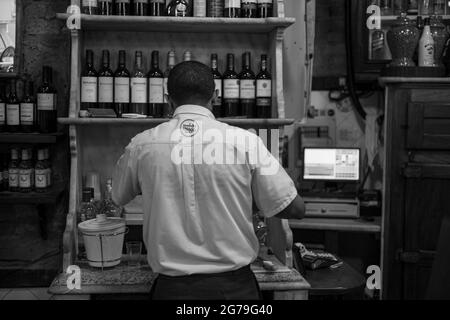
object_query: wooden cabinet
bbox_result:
[381,78,450,299]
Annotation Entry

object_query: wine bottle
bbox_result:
[6,79,20,133]
[223,53,240,117]
[130,51,148,116]
[114,50,131,117]
[419,18,435,67]
[167,0,192,17]
[98,50,114,110]
[19,148,34,193]
[256,54,272,118]
[163,50,176,117]
[148,51,164,118]
[224,0,241,18]
[35,149,49,193]
[239,52,256,118]
[81,49,98,110]
[20,80,36,133]
[115,0,131,15]
[0,85,5,132]
[8,148,20,192]
[257,0,272,18]
[211,54,223,118]
[194,0,207,17]
[82,0,99,15]
[150,0,166,16]
[99,0,113,15]
[241,0,257,18]
[133,0,149,16]
[37,66,58,133]
[207,0,224,17]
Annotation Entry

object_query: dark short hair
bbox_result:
[168,61,215,105]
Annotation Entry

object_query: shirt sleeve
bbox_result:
[112,143,141,206]
[251,137,298,218]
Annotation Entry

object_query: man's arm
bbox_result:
[274,195,305,220]
[112,144,141,206]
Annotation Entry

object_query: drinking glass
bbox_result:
[126,241,142,267]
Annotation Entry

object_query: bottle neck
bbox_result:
[135,55,143,69]
[261,59,267,72]
[227,56,235,71]
[211,56,218,70]
[119,52,126,68]
[243,54,251,70]
[152,52,159,69]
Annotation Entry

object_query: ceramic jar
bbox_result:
[387,12,420,67]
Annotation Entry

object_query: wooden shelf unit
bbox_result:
[0,183,66,205]
[0,132,64,144]
[59,0,299,273]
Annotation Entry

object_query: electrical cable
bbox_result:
[345,0,367,120]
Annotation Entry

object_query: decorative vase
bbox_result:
[430,15,449,67]
[387,12,420,67]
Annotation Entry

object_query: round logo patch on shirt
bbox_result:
[180,119,199,137]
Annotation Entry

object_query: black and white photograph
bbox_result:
[0,0,450,307]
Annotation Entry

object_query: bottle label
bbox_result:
[420,41,435,67]
[257,97,271,108]
[213,79,223,105]
[0,103,6,124]
[243,0,257,8]
[35,169,48,188]
[225,0,241,8]
[194,0,207,16]
[257,0,273,4]
[131,77,148,103]
[6,104,20,125]
[114,77,130,103]
[99,77,114,103]
[81,76,98,103]
[37,93,56,111]
[9,169,19,188]
[83,0,98,7]
[116,0,130,3]
[223,79,240,99]
[256,79,271,97]
[135,0,149,3]
[163,77,169,103]
[20,103,35,124]
[149,78,164,103]
[240,79,256,99]
[151,0,165,3]
[19,169,34,188]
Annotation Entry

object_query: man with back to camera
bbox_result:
[112,61,305,300]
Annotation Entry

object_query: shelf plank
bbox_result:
[379,76,450,86]
[289,217,382,234]
[56,14,295,33]
[0,72,17,79]
[58,117,295,128]
[0,132,64,144]
[0,183,66,205]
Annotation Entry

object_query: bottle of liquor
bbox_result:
[133,0,149,16]
[194,0,207,17]
[6,79,20,133]
[19,148,34,193]
[8,148,20,192]
[183,50,193,61]
[81,50,98,110]
[257,0,272,18]
[115,0,131,15]
[20,80,36,133]
[419,18,435,67]
[150,0,166,15]
[163,51,176,117]
[35,149,49,193]
[98,50,114,110]
[208,0,224,17]
[223,53,240,117]
[99,0,113,15]
[0,85,5,132]
[82,0,99,15]
[211,54,223,117]
[256,54,272,118]
[239,52,256,118]
[224,0,241,18]
[103,179,123,217]
[114,50,131,117]
[167,0,192,17]
[44,148,52,188]
[130,51,148,116]
[241,0,257,18]
[37,66,57,133]
[148,51,164,118]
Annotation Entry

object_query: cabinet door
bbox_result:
[401,164,450,299]
[407,103,450,150]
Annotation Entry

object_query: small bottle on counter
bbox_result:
[8,148,20,192]
[419,18,435,67]
[19,148,35,193]
[103,179,123,218]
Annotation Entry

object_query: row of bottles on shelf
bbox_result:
[0,66,58,134]
[0,147,52,193]
[81,0,273,18]
[79,178,123,222]
[81,49,272,119]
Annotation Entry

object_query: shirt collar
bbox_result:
[173,105,216,120]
